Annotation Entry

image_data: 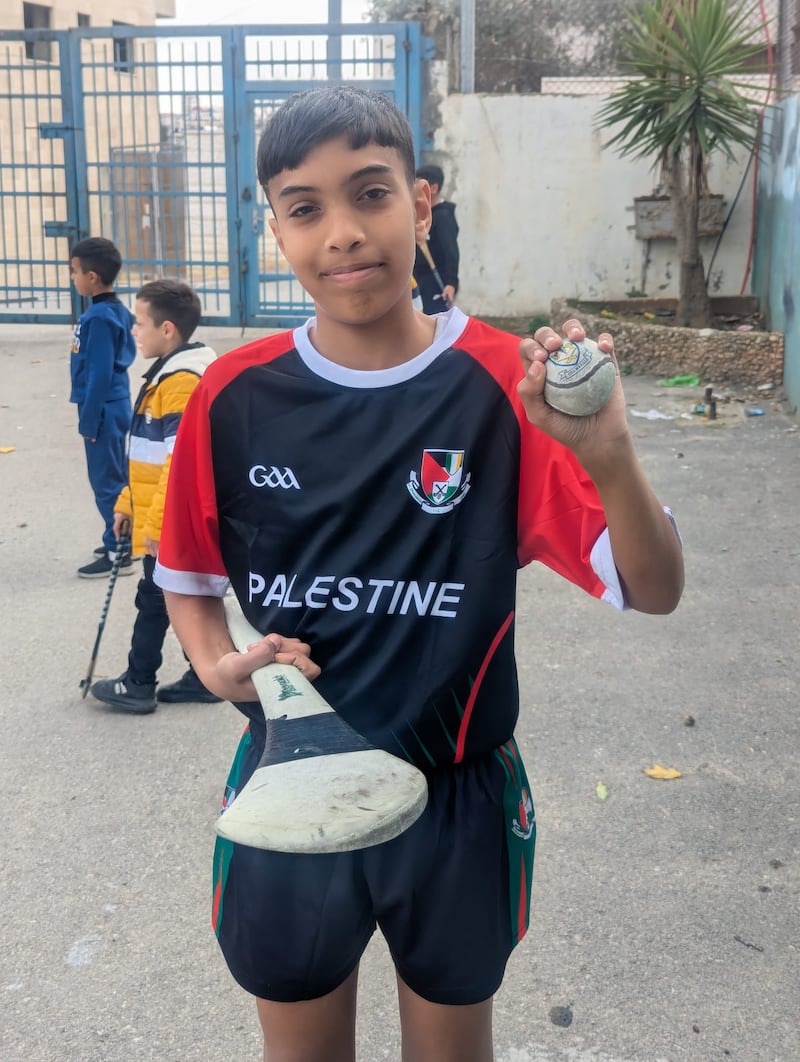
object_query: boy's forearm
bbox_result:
[163,591,237,695]
[163,591,316,701]
[580,437,684,615]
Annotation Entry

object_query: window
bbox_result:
[77,13,90,26]
[23,2,52,63]
[112,21,134,75]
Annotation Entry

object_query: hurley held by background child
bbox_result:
[413,162,460,314]
[89,279,220,714]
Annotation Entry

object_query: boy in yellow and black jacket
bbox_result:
[90,279,219,714]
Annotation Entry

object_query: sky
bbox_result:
[166,0,373,26]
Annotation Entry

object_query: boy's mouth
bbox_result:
[322,262,383,278]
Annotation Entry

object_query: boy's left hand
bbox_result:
[518,319,631,466]
[144,536,159,557]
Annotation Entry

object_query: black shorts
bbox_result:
[211,724,536,1006]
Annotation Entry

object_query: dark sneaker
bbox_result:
[77,553,134,579]
[94,545,106,556]
[90,673,157,714]
[157,669,223,704]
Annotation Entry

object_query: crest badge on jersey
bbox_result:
[407,449,471,514]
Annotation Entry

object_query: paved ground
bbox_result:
[1,323,798,1062]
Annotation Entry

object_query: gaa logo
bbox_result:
[249,465,301,489]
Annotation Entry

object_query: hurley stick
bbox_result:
[79,517,132,698]
[417,240,452,308]
[216,595,429,853]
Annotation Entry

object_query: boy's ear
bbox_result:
[162,319,178,341]
[413,178,433,244]
[268,216,286,257]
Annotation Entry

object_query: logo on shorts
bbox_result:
[512,787,535,840]
[407,449,471,514]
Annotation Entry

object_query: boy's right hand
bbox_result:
[163,592,321,703]
[212,632,321,702]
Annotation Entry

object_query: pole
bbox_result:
[460,0,475,93]
[776,0,793,95]
[328,0,342,82]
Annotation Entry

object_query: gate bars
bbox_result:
[0,22,423,327]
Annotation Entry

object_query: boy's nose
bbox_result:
[324,209,366,252]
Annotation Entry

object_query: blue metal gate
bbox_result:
[0,22,424,326]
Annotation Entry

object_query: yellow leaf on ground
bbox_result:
[0,445,17,454]
[643,764,682,780]
[596,781,609,801]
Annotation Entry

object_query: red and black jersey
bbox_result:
[155,309,620,766]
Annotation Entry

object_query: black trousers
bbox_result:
[127,554,172,685]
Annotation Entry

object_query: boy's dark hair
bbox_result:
[70,237,123,285]
[257,86,416,194]
[416,164,444,191]
[135,279,202,343]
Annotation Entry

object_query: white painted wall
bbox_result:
[431,92,757,317]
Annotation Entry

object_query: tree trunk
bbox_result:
[670,153,712,328]
[678,258,711,328]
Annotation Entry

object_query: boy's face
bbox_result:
[70,258,96,298]
[266,137,431,329]
[133,299,175,360]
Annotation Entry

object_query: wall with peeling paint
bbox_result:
[423,91,760,322]
[752,96,800,412]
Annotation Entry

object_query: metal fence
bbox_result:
[406,0,799,94]
[0,22,424,326]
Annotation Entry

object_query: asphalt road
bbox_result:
[1,324,798,1062]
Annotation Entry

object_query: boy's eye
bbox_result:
[362,187,389,202]
[288,203,316,219]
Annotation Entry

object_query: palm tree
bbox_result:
[596,0,770,327]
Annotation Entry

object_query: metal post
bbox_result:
[777,0,793,94]
[460,0,475,93]
[328,0,342,82]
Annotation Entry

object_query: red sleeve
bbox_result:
[516,427,609,597]
[155,377,228,595]
[154,330,296,596]
[457,317,609,599]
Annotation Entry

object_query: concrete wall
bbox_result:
[427,92,758,320]
[752,96,800,412]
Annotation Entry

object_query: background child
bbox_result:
[69,237,136,578]
[154,87,683,1060]
[413,163,460,313]
[89,279,220,714]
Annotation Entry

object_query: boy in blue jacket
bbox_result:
[69,237,136,578]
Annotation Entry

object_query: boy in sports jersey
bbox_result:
[154,86,683,1061]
